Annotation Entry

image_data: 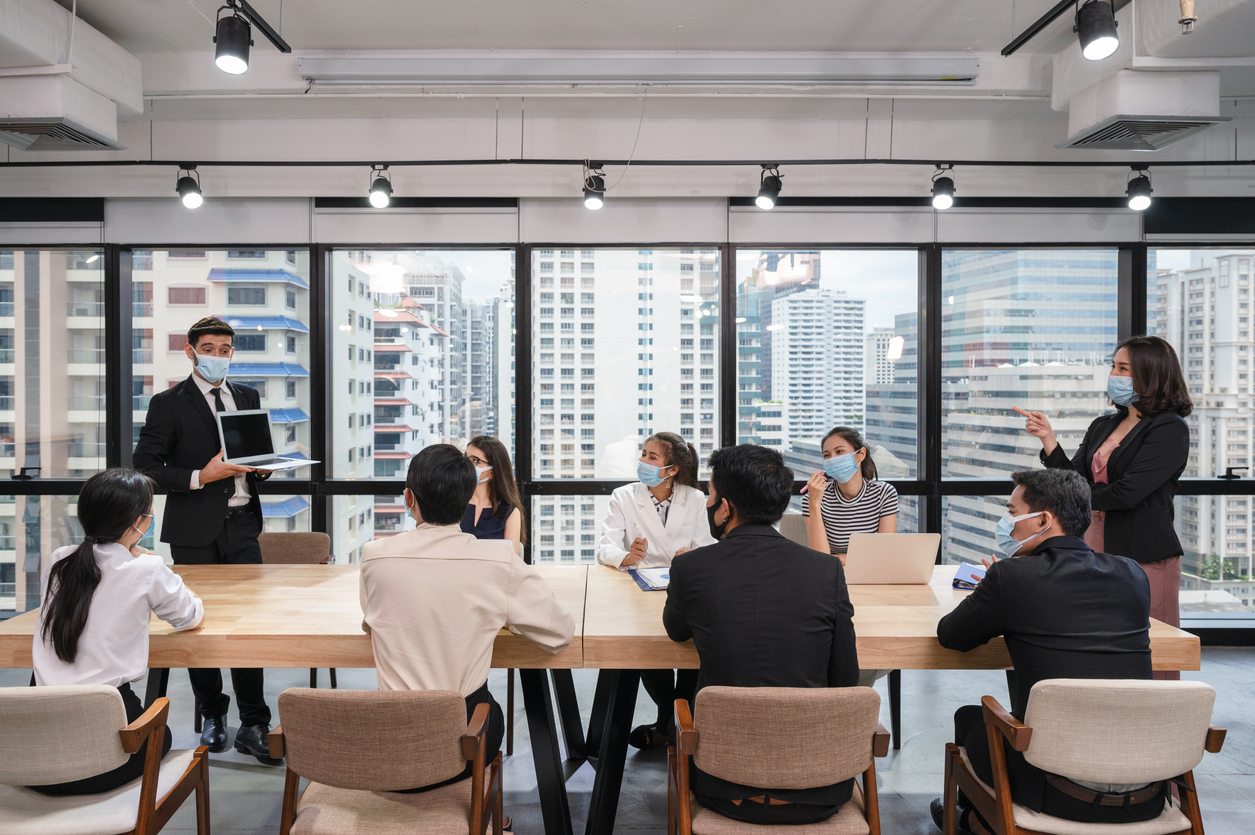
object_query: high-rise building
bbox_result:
[866,327,897,386]
[754,251,818,401]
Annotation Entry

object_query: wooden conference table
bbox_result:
[0,563,1199,835]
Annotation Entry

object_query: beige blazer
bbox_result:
[359,523,575,695]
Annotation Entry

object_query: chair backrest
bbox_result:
[692,686,880,790]
[778,513,809,548]
[259,532,331,565]
[277,688,468,791]
[0,685,130,786]
[1022,679,1216,784]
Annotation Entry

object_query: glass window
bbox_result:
[331,494,393,565]
[329,250,516,486]
[734,250,918,479]
[0,496,82,614]
[941,249,1119,479]
[168,286,206,306]
[533,248,720,480]
[942,495,1004,565]
[531,495,608,565]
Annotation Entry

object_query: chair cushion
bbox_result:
[0,749,196,835]
[291,777,475,835]
[689,790,869,835]
[955,748,1193,835]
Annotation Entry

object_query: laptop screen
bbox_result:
[219,412,275,460]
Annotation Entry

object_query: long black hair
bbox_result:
[468,435,527,546]
[41,468,154,664]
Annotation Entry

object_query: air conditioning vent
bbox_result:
[1058,114,1232,151]
[0,117,125,152]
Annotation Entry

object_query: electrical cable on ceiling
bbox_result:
[603,87,648,192]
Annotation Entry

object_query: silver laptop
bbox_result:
[843,533,941,584]
[216,409,318,471]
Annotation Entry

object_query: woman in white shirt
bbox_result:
[32,468,204,796]
[802,426,899,561]
[598,432,715,749]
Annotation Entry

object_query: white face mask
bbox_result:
[475,465,492,484]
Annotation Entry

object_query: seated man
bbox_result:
[664,443,859,826]
[933,469,1157,834]
[359,444,575,787]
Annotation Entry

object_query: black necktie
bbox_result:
[210,387,225,413]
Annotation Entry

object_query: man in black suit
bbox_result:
[664,444,859,826]
[133,316,277,762]
[932,469,1157,834]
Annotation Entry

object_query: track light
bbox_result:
[1126,168,1152,211]
[1076,0,1119,61]
[176,166,203,209]
[368,165,392,208]
[214,5,252,75]
[756,165,783,210]
[931,165,955,210]
[583,163,605,210]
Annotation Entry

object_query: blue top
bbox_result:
[461,503,509,540]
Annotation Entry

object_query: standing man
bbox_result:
[133,315,278,762]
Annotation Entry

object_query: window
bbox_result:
[167,286,205,305]
[529,496,611,565]
[167,333,189,352]
[234,334,266,352]
[227,286,267,306]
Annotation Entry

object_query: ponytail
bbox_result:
[646,432,699,488]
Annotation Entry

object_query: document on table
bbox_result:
[630,567,671,591]
[953,563,987,590]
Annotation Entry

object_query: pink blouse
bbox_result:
[1083,434,1123,552]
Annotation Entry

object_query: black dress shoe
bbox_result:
[234,723,282,764]
[200,715,229,753]
[930,798,975,835]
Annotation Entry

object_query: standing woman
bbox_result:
[31,468,204,795]
[1017,336,1191,677]
[802,426,899,562]
[462,435,526,556]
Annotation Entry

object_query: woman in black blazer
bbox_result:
[1016,337,1192,660]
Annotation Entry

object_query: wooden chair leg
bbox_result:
[506,668,515,757]
[309,668,317,688]
[863,759,881,835]
[196,753,211,835]
[278,768,300,835]
[329,668,337,689]
[1181,770,1205,835]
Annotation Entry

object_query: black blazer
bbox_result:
[664,524,860,805]
[133,376,266,547]
[937,535,1153,718]
[1042,410,1189,563]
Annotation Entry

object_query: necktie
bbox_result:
[210,387,226,413]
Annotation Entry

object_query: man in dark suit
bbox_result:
[932,469,1157,834]
[133,316,278,762]
[664,444,859,826]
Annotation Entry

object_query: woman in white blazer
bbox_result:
[598,431,715,749]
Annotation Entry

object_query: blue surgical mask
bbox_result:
[195,354,231,383]
[822,452,861,484]
[1107,374,1136,407]
[994,511,1045,557]
[637,461,672,488]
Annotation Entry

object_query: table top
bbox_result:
[0,563,1199,672]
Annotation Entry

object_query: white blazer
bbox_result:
[598,483,717,569]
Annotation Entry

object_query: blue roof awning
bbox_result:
[230,362,310,378]
[261,497,310,518]
[269,409,310,424]
[207,269,310,289]
[222,316,310,333]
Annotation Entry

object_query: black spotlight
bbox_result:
[1076,0,1119,61]
[214,6,252,74]
[931,165,955,210]
[176,166,203,209]
[583,164,606,210]
[756,165,783,210]
[368,165,393,208]
[1127,168,1152,211]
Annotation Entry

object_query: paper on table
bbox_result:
[635,567,671,590]
[953,563,987,590]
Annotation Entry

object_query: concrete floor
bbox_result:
[3,650,1252,834]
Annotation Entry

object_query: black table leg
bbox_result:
[889,669,901,750]
[584,669,613,756]
[520,668,574,835]
[550,669,586,761]
[144,668,169,709]
[584,669,640,835]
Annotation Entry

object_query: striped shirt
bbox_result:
[800,479,899,555]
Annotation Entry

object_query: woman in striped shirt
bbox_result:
[801,426,899,561]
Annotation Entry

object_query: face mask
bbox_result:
[194,354,231,383]
[1107,374,1137,407]
[822,452,861,484]
[707,498,730,540]
[994,511,1046,558]
[475,465,492,484]
[131,513,154,538]
[637,461,672,488]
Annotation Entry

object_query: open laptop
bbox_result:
[216,409,318,471]
[843,533,941,585]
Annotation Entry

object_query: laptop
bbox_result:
[843,533,941,585]
[216,409,318,471]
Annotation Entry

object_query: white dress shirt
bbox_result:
[188,372,251,506]
[34,543,204,688]
[597,483,717,569]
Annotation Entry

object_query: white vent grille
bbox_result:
[0,117,124,151]
[1058,114,1232,151]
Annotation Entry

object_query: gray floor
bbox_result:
[3,650,1252,834]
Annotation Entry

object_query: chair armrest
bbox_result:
[981,695,1032,752]
[268,725,286,759]
[462,703,490,760]
[872,722,891,758]
[674,698,698,756]
[120,697,170,754]
[1205,726,1226,754]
